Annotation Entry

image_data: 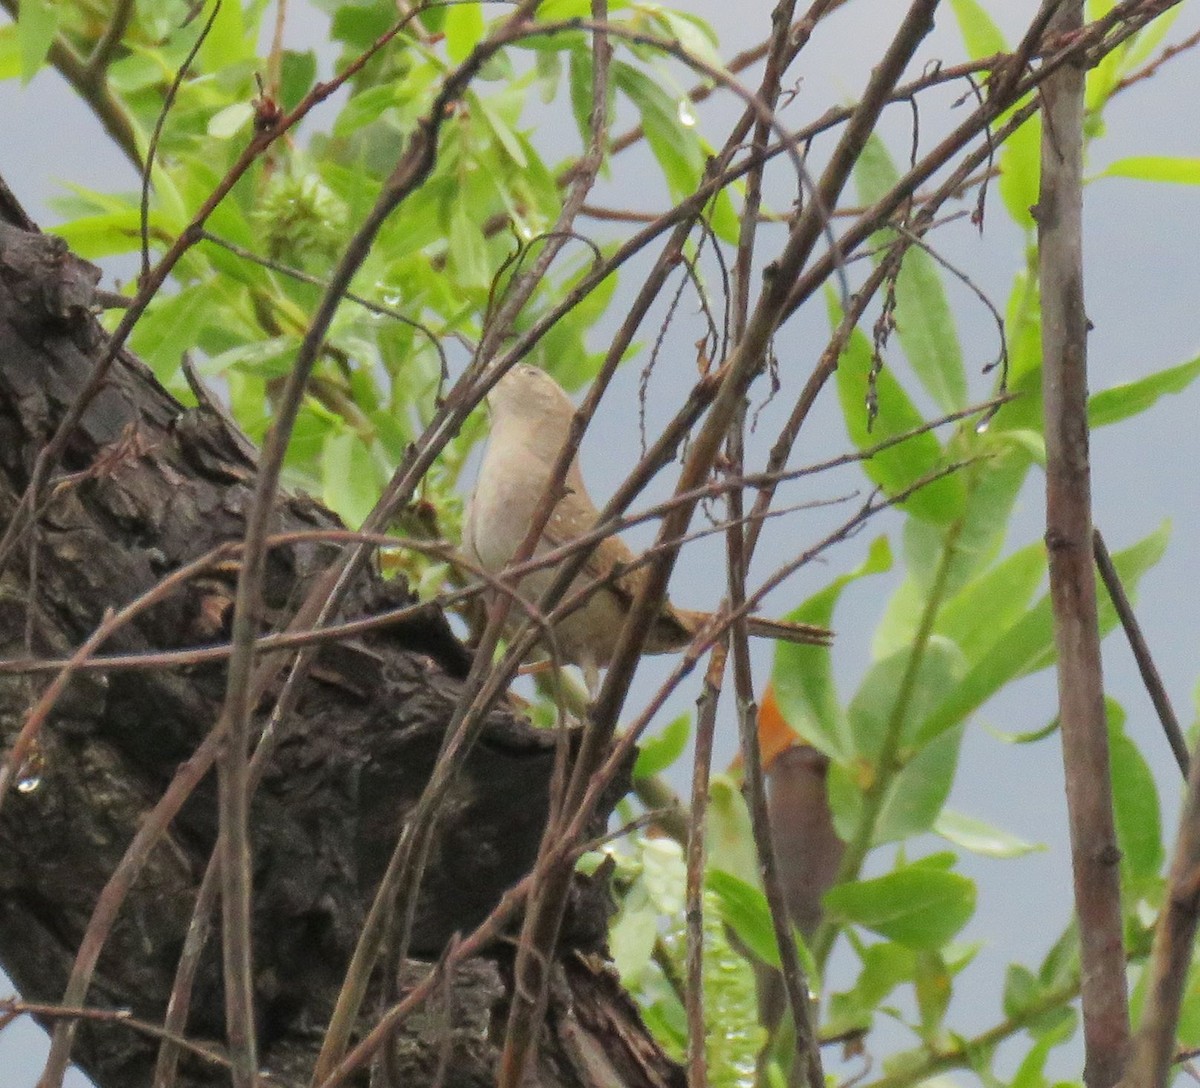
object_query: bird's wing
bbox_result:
[538,477,638,583]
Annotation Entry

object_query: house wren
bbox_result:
[463,364,832,682]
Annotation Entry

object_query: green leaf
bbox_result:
[653,9,723,71]
[825,942,915,1036]
[333,83,399,137]
[824,865,976,949]
[567,45,595,146]
[609,879,658,986]
[633,713,691,779]
[845,637,966,764]
[706,775,758,887]
[878,441,1035,657]
[947,0,1007,59]
[208,102,254,139]
[832,302,966,525]
[200,0,251,70]
[918,523,1170,745]
[1106,701,1164,889]
[771,535,892,761]
[706,869,781,969]
[613,61,703,199]
[985,718,1059,745]
[1172,959,1200,1046]
[280,49,317,111]
[1120,6,1180,71]
[49,211,148,259]
[17,0,57,83]
[127,286,213,385]
[1100,156,1200,185]
[448,203,492,290]
[321,430,382,528]
[1005,962,1079,1041]
[935,810,1044,858]
[915,950,952,1036]
[935,541,1046,662]
[999,115,1041,231]
[445,3,485,62]
[473,91,528,168]
[837,722,963,844]
[854,137,967,413]
[0,24,22,81]
[1089,354,1200,427]
[201,336,301,380]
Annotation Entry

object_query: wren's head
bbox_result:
[486,364,575,431]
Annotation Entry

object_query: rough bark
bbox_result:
[0,207,677,1088]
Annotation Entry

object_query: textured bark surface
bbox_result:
[0,209,678,1088]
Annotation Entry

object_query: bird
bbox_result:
[462,364,832,687]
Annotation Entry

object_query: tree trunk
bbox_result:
[0,200,678,1088]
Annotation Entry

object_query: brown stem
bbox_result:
[1038,3,1130,1085]
[685,645,726,1088]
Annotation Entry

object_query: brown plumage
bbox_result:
[463,365,832,683]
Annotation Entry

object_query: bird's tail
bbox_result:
[743,614,833,647]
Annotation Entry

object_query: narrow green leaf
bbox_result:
[1120,7,1180,71]
[321,431,382,529]
[127,286,213,384]
[846,637,967,763]
[854,136,967,413]
[947,0,1008,59]
[17,0,57,82]
[825,942,915,1037]
[832,302,966,526]
[0,24,22,81]
[772,535,892,762]
[444,3,485,62]
[935,810,1044,858]
[653,10,723,71]
[333,84,398,137]
[609,881,658,986]
[448,204,491,290]
[985,718,1059,745]
[1173,959,1200,1046]
[208,102,254,139]
[824,866,976,949]
[869,724,964,844]
[1089,354,1200,427]
[280,49,317,110]
[915,951,952,1036]
[613,61,703,198]
[474,92,528,168]
[1100,156,1200,185]
[706,776,758,887]
[918,524,1170,744]
[999,115,1041,230]
[879,440,1035,657]
[936,541,1046,662]
[706,869,781,969]
[49,211,148,259]
[567,45,594,146]
[1107,701,1164,888]
[200,0,251,69]
[633,713,691,779]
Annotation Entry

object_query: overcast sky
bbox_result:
[2,2,1200,1085]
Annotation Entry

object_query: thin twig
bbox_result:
[1093,527,1188,776]
[685,644,726,1088]
[141,4,222,281]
